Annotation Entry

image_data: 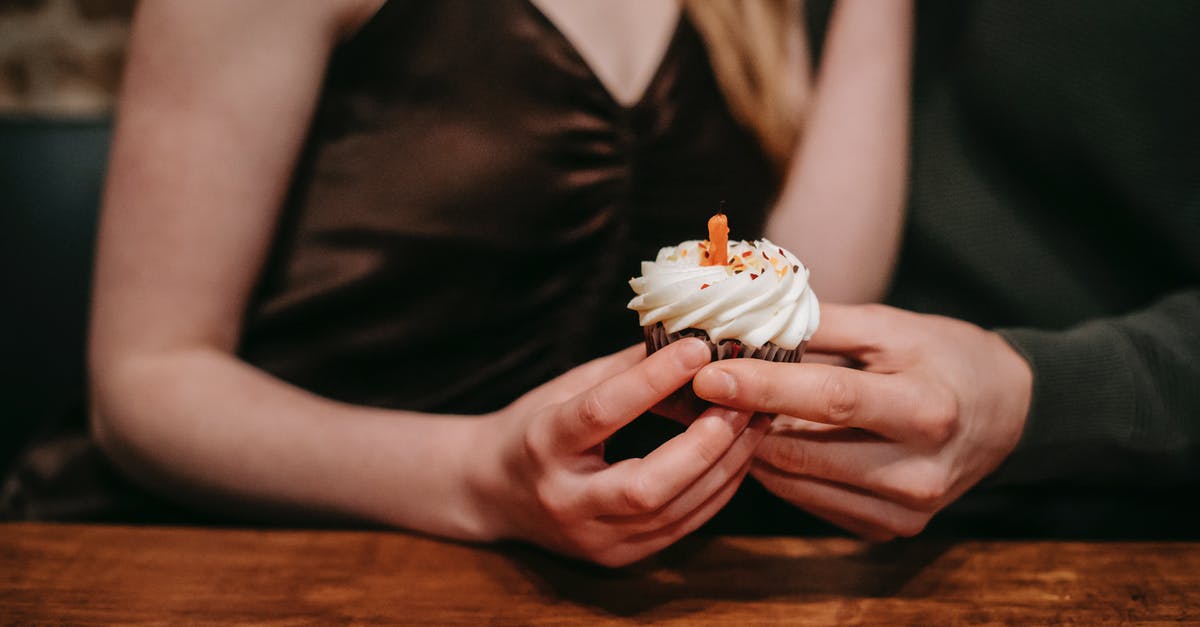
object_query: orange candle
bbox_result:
[702,213,729,266]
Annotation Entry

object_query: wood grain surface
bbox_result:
[2,522,1198,624]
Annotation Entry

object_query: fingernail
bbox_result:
[675,338,712,369]
[696,367,736,400]
[706,406,752,429]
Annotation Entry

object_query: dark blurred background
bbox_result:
[1,0,133,469]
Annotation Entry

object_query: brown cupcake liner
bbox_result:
[643,322,807,363]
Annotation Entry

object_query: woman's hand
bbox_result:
[470,339,767,567]
[692,304,1032,541]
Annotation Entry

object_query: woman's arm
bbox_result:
[90,0,761,566]
[767,0,914,304]
[88,0,492,533]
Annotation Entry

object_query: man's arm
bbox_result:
[994,289,1200,486]
[690,292,1200,539]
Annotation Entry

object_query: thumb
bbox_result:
[511,344,645,410]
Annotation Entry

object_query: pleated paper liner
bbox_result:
[643,322,807,363]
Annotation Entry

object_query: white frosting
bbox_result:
[627,238,820,350]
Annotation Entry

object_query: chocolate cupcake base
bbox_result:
[643,322,807,363]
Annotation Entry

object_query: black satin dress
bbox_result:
[241,1,777,413]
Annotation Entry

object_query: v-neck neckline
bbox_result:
[523,0,686,113]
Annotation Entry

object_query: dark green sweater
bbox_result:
[888,1,1200,492]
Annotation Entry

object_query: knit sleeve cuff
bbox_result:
[986,323,1137,485]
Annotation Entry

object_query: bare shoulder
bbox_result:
[132,0,385,45]
[95,0,391,358]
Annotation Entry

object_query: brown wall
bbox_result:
[0,0,134,115]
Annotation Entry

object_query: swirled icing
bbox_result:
[628,238,819,350]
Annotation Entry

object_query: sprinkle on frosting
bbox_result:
[627,213,820,350]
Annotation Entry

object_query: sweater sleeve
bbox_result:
[990,289,1200,487]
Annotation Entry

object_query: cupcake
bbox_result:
[627,213,819,362]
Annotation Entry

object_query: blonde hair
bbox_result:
[684,0,809,174]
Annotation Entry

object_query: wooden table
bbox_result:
[2,523,1198,624]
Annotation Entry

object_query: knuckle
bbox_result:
[888,513,931,538]
[522,426,546,464]
[903,483,944,511]
[534,479,570,522]
[576,390,609,433]
[751,367,798,416]
[820,372,859,425]
[918,391,960,444]
[764,440,811,475]
[621,472,666,514]
[644,364,680,399]
[692,419,731,466]
[644,344,697,397]
[752,369,779,408]
[892,462,951,510]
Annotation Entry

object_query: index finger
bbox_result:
[520,344,646,409]
[693,361,949,444]
[548,338,711,453]
[806,303,896,355]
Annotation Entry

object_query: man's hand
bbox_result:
[692,304,1033,540]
